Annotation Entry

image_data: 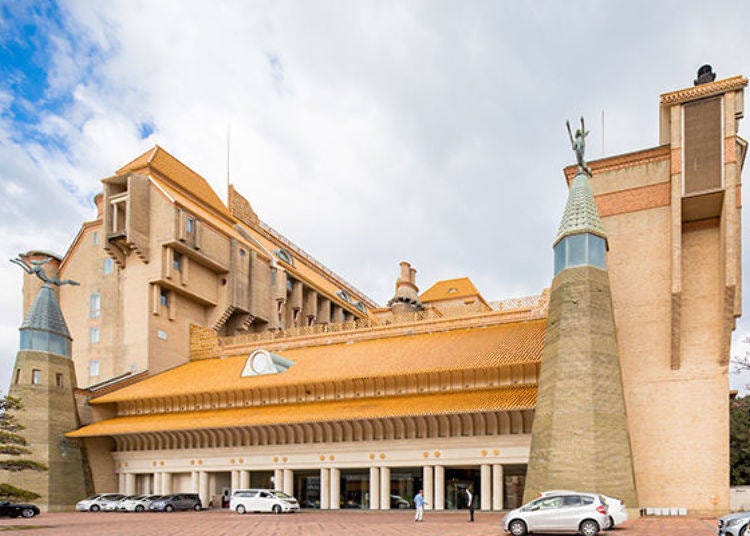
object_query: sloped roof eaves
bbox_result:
[69,385,537,437]
[91,319,545,405]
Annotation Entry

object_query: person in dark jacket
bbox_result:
[465,487,475,522]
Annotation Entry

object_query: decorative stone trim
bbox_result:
[660,76,748,105]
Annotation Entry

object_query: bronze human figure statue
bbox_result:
[566,116,592,176]
[10,256,79,286]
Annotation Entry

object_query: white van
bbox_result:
[230,489,300,514]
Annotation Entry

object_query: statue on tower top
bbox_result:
[566,116,592,176]
[10,256,79,286]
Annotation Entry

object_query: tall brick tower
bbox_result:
[4,281,88,511]
[524,150,638,507]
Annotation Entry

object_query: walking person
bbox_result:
[465,487,475,522]
[413,489,426,522]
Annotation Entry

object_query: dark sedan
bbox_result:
[0,501,40,518]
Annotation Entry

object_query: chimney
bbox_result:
[388,261,423,313]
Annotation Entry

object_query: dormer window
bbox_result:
[448,288,458,294]
[354,301,366,313]
[275,248,294,266]
[241,349,295,377]
[337,290,352,303]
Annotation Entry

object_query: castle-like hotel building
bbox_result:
[3,71,747,515]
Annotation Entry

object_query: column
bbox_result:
[191,471,199,493]
[152,472,161,495]
[492,464,504,511]
[283,469,294,496]
[422,466,433,511]
[125,473,136,495]
[273,469,283,490]
[161,472,172,495]
[231,470,240,492]
[481,464,491,511]
[118,472,126,494]
[240,470,250,489]
[434,466,444,510]
[369,467,380,510]
[330,468,340,510]
[198,471,209,508]
[320,468,330,510]
[379,466,390,510]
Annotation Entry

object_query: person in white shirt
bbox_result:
[465,487,475,522]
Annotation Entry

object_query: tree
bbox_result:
[0,395,47,502]
[731,395,750,486]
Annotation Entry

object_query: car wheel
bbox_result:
[135,505,144,512]
[193,504,201,511]
[579,519,600,536]
[508,519,527,536]
[165,505,174,512]
[272,505,282,514]
[90,505,100,512]
[607,516,615,530]
[21,508,36,518]
[236,505,246,515]
[740,525,748,536]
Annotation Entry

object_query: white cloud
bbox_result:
[1,0,750,391]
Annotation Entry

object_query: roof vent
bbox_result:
[241,349,294,377]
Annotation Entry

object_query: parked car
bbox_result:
[539,490,627,528]
[0,501,40,518]
[718,511,750,536]
[119,495,161,512]
[100,495,132,512]
[76,493,125,512]
[503,492,610,536]
[390,495,410,509]
[149,494,202,512]
[230,489,300,514]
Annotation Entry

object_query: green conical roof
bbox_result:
[20,284,71,340]
[553,169,607,247]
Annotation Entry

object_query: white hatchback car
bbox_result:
[75,494,124,512]
[503,492,610,536]
[540,490,627,528]
[230,489,300,514]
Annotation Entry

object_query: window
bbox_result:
[103,258,114,275]
[90,293,101,318]
[31,369,41,385]
[274,248,294,266]
[90,327,100,344]
[92,231,99,245]
[55,373,63,388]
[562,495,582,507]
[160,289,170,307]
[448,287,458,294]
[157,329,168,341]
[14,369,20,384]
[89,360,100,377]
[185,216,196,234]
[553,233,607,276]
[173,251,182,271]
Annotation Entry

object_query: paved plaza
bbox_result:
[0,510,722,535]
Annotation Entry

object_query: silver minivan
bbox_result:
[502,492,609,536]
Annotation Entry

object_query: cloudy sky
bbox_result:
[1,0,750,391]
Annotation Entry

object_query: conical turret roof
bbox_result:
[20,285,71,340]
[553,169,607,247]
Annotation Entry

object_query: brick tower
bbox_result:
[4,281,88,511]
[523,163,638,508]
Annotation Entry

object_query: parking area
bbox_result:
[0,510,721,535]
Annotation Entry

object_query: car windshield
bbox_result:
[272,491,292,499]
[147,496,161,500]
[84,495,100,500]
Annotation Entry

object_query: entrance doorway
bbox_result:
[294,470,321,509]
[208,472,231,509]
[503,464,527,510]
[445,468,480,510]
[390,467,422,509]
[250,471,273,489]
[340,469,369,509]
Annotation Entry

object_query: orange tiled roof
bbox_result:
[68,385,536,437]
[116,145,229,218]
[420,277,485,304]
[92,319,545,404]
